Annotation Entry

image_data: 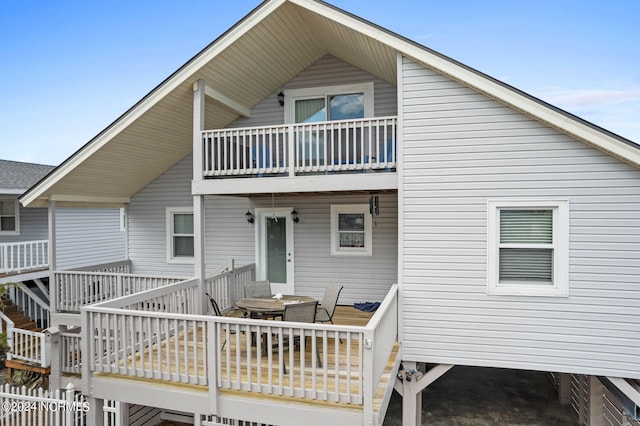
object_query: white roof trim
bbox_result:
[0,188,25,195]
[20,0,286,207]
[50,194,131,205]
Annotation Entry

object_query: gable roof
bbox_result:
[20,0,640,208]
[0,159,54,195]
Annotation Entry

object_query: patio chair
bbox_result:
[280,300,321,373]
[243,280,272,298]
[206,292,236,349]
[316,283,343,324]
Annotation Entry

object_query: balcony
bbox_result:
[0,240,48,281]
[196,117,398,195]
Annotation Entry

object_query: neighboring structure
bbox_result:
[0,159,125,381]
[0,160,53,283]
[18,1,640,425]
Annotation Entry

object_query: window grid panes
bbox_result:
[0,201,17,232]
[498,209,553,285]
[172,213,194,257]
[338,213,365,248]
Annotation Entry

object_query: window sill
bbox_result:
[487,282,568,297]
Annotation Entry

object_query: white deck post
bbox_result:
[399,363,454,426]
[45,325,61,391]
[48,200,57,320]
[86,395,105,426]
[193,79,207,315]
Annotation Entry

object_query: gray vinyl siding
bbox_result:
[229,54,397,129]
[128,156,397,302]
[127,155,254,277]
[55,208,126,270]
[250,192,398,304]
[400,56,640,378]
[0,204,48,243]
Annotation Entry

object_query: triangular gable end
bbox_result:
[20,0,640,208]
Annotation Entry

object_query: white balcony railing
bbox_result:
[202,116,397,178]
[0,240,48,274]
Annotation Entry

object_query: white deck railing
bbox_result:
[0,240,48,274]
[81,277,399,413]
[7,282,50,329]
[202,116,397,178]
[9,328,49,367]
[60,330,82,375]
[205,263,256,312]
[53,270,187,314]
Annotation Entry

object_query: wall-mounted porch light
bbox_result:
[245,210,254,224]
[277,91,285,107]
[291,209,299,223]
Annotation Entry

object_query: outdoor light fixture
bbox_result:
[291,209,299,223]
[245,210,254,224]
[277,91,285,107]
[369,195,379,216]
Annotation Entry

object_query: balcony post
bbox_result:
[48,200,58,321]
[193,79,205,183]
[288,124,296,177]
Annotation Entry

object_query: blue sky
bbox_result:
[1,0,638,166]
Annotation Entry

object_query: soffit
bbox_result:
[22,1,400,207]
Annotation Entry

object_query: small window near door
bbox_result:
[0,200,19,235]
[330,204,372,256]
[166,207,194,263]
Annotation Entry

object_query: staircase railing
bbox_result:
[7,282,50,329]
[9,328,49,367]
[0,311,15,357]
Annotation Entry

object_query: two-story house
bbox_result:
[18,1,640,425]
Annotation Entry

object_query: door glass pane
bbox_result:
[329,93,364,120]
[266,217,287,284]
[295,98,326,123]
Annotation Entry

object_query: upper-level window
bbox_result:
[0,200,19,235]
[487,199,569,297]
[166,207,194,263]
[285,83,374,124]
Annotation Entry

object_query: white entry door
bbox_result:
[255,208,295,295]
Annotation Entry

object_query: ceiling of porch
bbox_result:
[22,1,399,207]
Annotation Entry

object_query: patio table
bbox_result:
[236,295,315,319]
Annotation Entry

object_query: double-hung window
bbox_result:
[487,199,568,296]
[0,200,19,235]
[166,207,194,263]
[330,204,372,256]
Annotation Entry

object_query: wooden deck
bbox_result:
[95,306,399,415]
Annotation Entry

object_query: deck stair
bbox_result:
[1,297,49,382]
[2,298,42,333]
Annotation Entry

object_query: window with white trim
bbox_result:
[487,199,568,296]
[0,200,19,235]
[284,82,374,124]
[166,207,194,263]
[330,204,372,256]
